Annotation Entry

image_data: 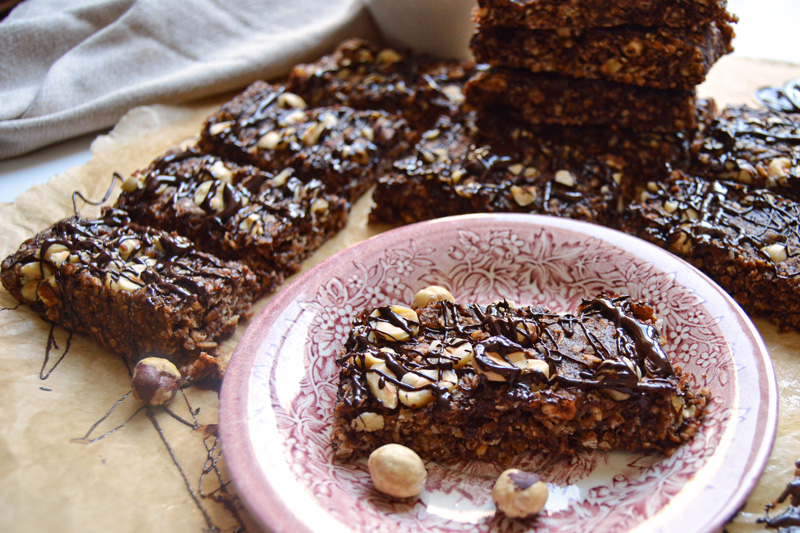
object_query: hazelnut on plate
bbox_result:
[492,468,549,519]
[131,357,182,406]
[368,443,427,498]
[411,285,455,309]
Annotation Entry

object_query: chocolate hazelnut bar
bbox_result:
[621,172,800,331]
[465,68,698,132]
[0,212,258,380]
[369,115,622,227]
[115,148,349,295]
[474,0,734,30]
[286,38,474,129]
[198,81,416,202]
[471,22,734,90]
[332,294,708,463]
[689,105,800,201]
[475,98,718,186]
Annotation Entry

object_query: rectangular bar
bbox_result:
[474,98,718,184]
[622,172,800,331]
[114,148,349,295]
[332,293,708,462]
[0,213,257,380]
[471,22,734,90]
[465,68,698,132]
[474,0,734,30]
[286,38,474,129]
[369,115,622,227]
[198,81,416,202]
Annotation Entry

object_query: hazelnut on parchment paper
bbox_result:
[368,443,427,498]
[492,468,549,519]
[131,357,182,406]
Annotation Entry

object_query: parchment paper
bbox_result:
[1,56,799,533]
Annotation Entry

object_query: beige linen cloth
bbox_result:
[0,0,376,159]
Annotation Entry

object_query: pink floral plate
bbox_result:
[220,213,777,532]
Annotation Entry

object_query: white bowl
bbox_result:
[364,0,477,59]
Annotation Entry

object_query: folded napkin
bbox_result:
[0,0,376,159]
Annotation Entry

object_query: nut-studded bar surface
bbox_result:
[471,22,734,90]
[114,148,349,295]
[474,0,734,30]
[369,115,622,227]
[0,211,258,380]
[331,295,708,463]
[474,98,719,187]
[621,172,800,332]
[689,105,800,202]
[465,68,698,132]
[198,81,416,202]
[286,38,474,129]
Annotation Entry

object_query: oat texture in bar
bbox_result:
[0,212,257,380]
[370,115,622,226]
[471,22,734,90]
[465,68,698,132]
[622,172,800,331]
[198,81,416,201]
[332,291,708,463]
[115,148,349,295]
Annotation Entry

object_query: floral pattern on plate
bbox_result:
[221,214,776,533]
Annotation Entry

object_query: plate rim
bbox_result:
[220,213,778,533]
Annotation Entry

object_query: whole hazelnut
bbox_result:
[131,357,182,406]
[411,285,455,309]
[367,443,427,498]
[492,468,549,518]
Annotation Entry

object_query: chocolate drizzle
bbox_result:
[395,114,621,226]
[706,107,800,153]
[116,149,317,233]
[41,323,73,380]
[692,105,800,204]
[759,459,800,529]
[756,78,800,114]
[472,336,530,385]
[0,209,254,369]
[36,213,240,304]
[338,294,682,409]
[578,296,674,377]
[639,175,800,278]
[72,388,248,532]
[283,37,471,126]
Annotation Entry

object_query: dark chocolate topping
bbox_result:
[711,109,800,147]
[637,174,800,277]
[759,459,800,528]
[31,213,238,305]
[338,294,681,409]
[578,296,674,377]
[285,38,473,126]
[473,336,529,385]
[756,78,800,114]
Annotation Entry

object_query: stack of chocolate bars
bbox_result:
[466,0,736,163]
